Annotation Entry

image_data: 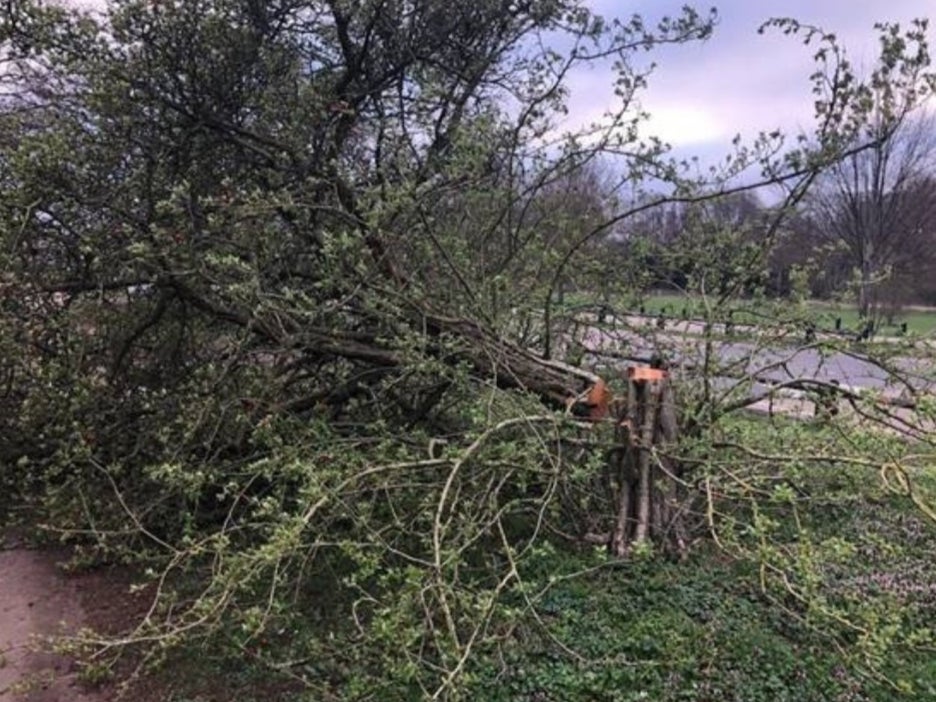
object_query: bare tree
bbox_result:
[805,110,936,318]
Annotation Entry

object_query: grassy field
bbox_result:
[629,292,936,336]
[461,420,936,702]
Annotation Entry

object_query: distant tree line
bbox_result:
[609,111,936,315]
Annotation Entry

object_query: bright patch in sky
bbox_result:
[644,104,726,146]
[568,0,935,155]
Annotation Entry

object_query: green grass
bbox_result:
[466,534,936,701]
[469,555,871,702]
[626,292,936,336]
[809,301,936,335]
[461,424,936,702]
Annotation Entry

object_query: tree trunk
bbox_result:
[174,278,601,412]
[633,380,660,544]
[426,313,600,407]
[859,250,874,319]
[609,374,686,557]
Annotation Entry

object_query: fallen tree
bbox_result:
[2,1,936,698]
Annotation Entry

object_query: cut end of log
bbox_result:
[628,366,668,382]
[567,378,612,421]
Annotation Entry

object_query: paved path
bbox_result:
[0,540,102,701]
[562,315,936,429]
[575,318,934,398]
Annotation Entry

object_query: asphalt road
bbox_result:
[576,316,935,401]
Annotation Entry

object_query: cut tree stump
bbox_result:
[609,368,685,558]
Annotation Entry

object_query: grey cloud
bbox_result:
[565,0,933,152]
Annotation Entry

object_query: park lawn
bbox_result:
[808,301,936,335]
[634,292,936,336]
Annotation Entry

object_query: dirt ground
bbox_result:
[1,538,96,700]
[0,533,152,702]
[0,531,303,702]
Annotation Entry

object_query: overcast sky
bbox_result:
[563,1,934,162]
[64,0,932,166]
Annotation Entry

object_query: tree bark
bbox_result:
[428,313,600,408]
[859,252,874,319]
[633,380,660,544]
